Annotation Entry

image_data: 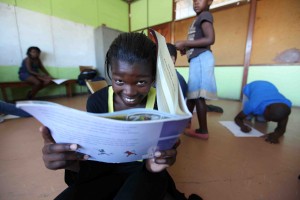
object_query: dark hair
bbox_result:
[26,46,41,56]
[105,32,157,79]
[166,43,177,61]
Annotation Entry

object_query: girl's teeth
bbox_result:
[125,98,135,102]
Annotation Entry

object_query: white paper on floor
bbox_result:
[3,115,20,120]
[219,121,264,137]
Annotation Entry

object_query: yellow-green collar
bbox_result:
[108,86,156,113]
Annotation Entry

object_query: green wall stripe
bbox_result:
[15,0,52,15]
[51,0,98,26]
[0,0,129,31]
[131,0,173,31]
[148,0,172,27]
[131,0,148,31]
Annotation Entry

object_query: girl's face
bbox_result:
[29,49,40,59]
[193,0,210,14]
[111,59,155,110]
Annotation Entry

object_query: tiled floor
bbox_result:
[0,95,299,200]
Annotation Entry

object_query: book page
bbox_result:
[150,30,188,116]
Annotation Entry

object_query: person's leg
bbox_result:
[0,101,31,117]
[114,168,169,200]
[195,97,208,133]
[184,97,209,139]
[24,76,43,99]
[186,99,195,128]
[186,99,195,114]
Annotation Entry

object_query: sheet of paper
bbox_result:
[52,79,69,84]
[3,115,20,120]
[219,121,264,137]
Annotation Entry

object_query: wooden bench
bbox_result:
[0,79,78,101]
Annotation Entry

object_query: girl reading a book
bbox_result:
[40,32,202,200]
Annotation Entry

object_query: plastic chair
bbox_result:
[85,80,108,94]
[79,66,94,72]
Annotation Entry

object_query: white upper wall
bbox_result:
[0,3,96,67]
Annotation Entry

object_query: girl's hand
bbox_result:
[37,75,52,84]
[240,126,252,133]
[264,132,282,144]
[40,126,89,172]
[175,41,186,51]
[179,49,186,55]
[145,149,177,173]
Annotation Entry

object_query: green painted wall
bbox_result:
[15,0,52,15]
[130,0,148,31]
[0,0,15,5]
[247,66,300,106]
[215,67,244,100]
[51,0,98,26]
[0,0,129,32]
[148,0,172,27]
[177,66,244,101]
[131,0,173,31]
[97,0,128,32]
[176,66,300,107]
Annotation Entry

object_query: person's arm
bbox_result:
[265,117,289,143]
[0,101,31,117]
[38,58,51,77]
[234,111,252,133]
[175,21,215,51]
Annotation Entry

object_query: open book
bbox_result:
[17,30,191,163]
[17,101,191,163]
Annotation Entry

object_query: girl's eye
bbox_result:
[137,81,146,86]
[115,80,123,85]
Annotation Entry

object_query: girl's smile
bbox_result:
[111,60,154,110]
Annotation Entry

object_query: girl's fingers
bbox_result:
[42,143,78,154]
[155,157,176,166]
[40,126,55,144]
[154,149,177,165]
[43,151,87,162]
[155,149,177,158]
[44,160,76,170]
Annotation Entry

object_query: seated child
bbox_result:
[18,46,52,99]
[40,32,202,200]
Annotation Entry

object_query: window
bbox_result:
[175,0,248,20]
